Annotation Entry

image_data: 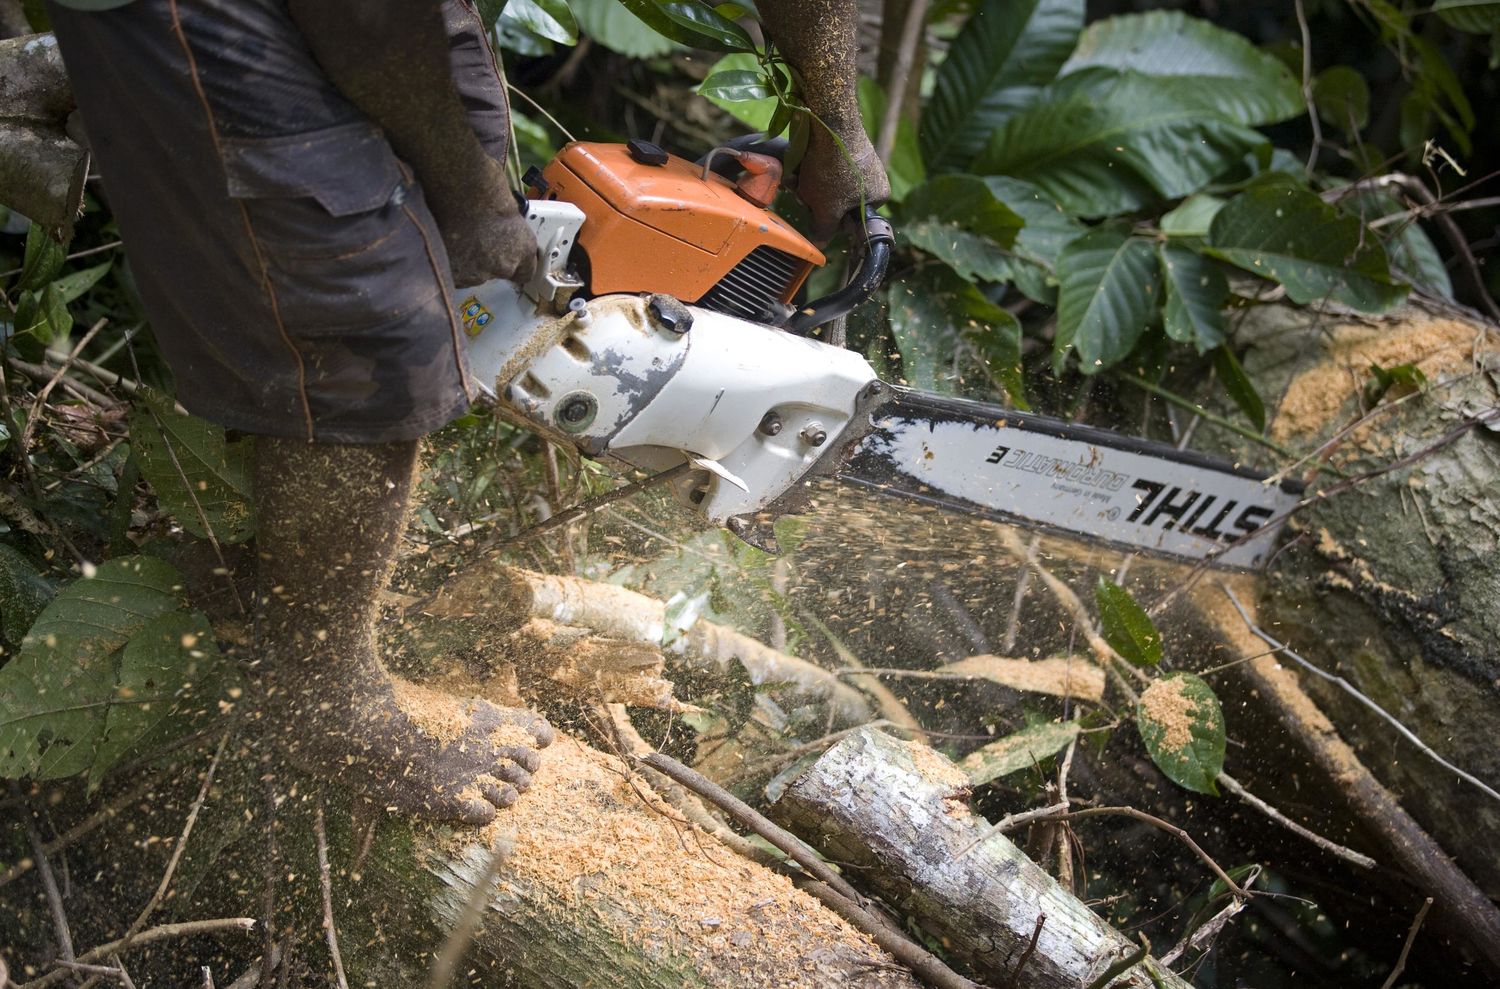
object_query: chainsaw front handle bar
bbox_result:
[787,205,893,335]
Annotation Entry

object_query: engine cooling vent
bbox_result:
[698,245,805,323]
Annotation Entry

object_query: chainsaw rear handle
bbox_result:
[787,205,893,335]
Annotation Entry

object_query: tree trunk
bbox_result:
[0,34,86,239]
[1209,301,1500,896]
[773,727,1191,989]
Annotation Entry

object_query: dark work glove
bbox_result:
[793,124,891,243]
[427,160,539,289]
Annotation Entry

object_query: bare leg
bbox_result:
[251,437,553,825]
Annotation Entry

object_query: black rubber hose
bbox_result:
[787,205,893,336]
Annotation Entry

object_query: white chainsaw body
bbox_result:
[459,201,876,526]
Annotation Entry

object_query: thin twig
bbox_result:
[20,317,108,453]
[954,802,1071,860]
[1221,585,1500,807]
[314,802,350,989]
[0,769,172,888]
[12,782,75,963]
[1063,806,1249,899]
[20,920,257,989]
[1005,914,1046,989]
[425,836,513,989]
[875,0,929,165]
[798,880,981,989]
[1379,897,1433,989]
[1084,935,1151,989]
[1294,0,1322,175]
[489,462,696,549]
[1216,771,1375,869]
[1157,870,1258,967]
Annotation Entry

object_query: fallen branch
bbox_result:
[1216,771,1375,870]
[18,919,258,989]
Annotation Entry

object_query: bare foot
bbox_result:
[262,665,554,825]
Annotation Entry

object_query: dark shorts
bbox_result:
[45,0,511,442]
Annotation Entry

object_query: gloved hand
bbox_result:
[430,168,539,289]
[792,122,891,244]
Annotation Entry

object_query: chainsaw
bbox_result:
[458,138,1300,569]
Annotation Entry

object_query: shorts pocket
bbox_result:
[220,123,448,335]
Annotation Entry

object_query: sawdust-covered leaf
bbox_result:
[130,387,254,544]
[959,719,1082,785]
[1137,672,1224,794]
[0,556,186,779]
[1096,577,1162,667]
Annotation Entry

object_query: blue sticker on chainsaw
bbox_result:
[460,296,493,337]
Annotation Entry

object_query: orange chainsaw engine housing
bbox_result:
[535,142,825,323]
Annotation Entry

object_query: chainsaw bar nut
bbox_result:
[554,391,598,433]
[799,422,828,446]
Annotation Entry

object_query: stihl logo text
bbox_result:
[1126,480,1274,542]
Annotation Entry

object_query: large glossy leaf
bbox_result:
[959,719,1082,785]
[1137,672,1225,795]
[130,388,255,544]
[699,53,777,131]
[921,0,1084,172]
[1159,244,1227,353]
[0,556,184,779]
[1096,577,1162,667]
[571,0,675,56]
[1054,227,1160,373]
[660,0,755,51]
[898,175,1023,282]
[976,69,1267,216]
[1433,0,1500,36]
[1344,188,1453,300]
[982,176,1083,303]
[886,265,1025,405]
[1206,180,1408,313]
[91,610,226,784]
[498,0,578,45]
[1061,11,1302,126]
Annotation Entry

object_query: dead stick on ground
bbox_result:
[1005,914,1046,989]
[1062,806,1249,899]
[19,920,257,989]
[1380,897,1433,989]
[1217,771,1376,869]
[12,782,75,964]
[0,769,171,888]
[801,880,980,989]
[20,316,107,453]
[313,801,350,989]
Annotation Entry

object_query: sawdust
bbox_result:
[941,654,1105,701]
[900,737,971,791]
[442,733,900,986]
[1139,677,1197,752]
[1272,316,1488,442]
[391,676,477,744]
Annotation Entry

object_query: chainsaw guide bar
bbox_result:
[838,389,1302,571]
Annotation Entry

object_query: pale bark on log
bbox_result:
[0,121,87,239]
[773,727,1191,989]
[0,33,72,120]
[427,565,875,724]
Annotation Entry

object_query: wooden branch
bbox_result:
[0,33,73,121]
[773,727,1190,989]
[0,120,87,240]
[1197,581,1500,978]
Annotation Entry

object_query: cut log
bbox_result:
[773,727,1191,989]
[426,565,875,724]
[0,121,87,240]
[0,33,73,121]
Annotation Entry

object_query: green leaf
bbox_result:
[498,0,578,44]
[958,719,1082,785]
[1312,66,1370,134]
[982,176,1084,303]
[51,260,112,304]
[922,0,1085,171]
[976,69,1268,217]
[1061,11,1302,126]
[1434,0,1500,33]
[13,282,72,350]
[1159,244,1227,353]
[1363,361,1427,407]
[17,224,66,293]
[886,265,1023,404]
[856,78,925,202]
[1096,577,1162,667]
[660,0,755,51]
[0,556,185,779]
[91,610,226,784]
[0,543,54,645]
[1137,672,1224,795]
[698,68,771,103]
[570,0,676,56]
[1054,228,1160,374]
[898,175,1023,282]
[1159,194,1226,238]
[1214,346,1265,433]
[1343,187,1453,299]
[130,388,255,544]
[1206,180,1408,313]
[699,53,778,130]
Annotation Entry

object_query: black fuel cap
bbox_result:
[627,138,669,166]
